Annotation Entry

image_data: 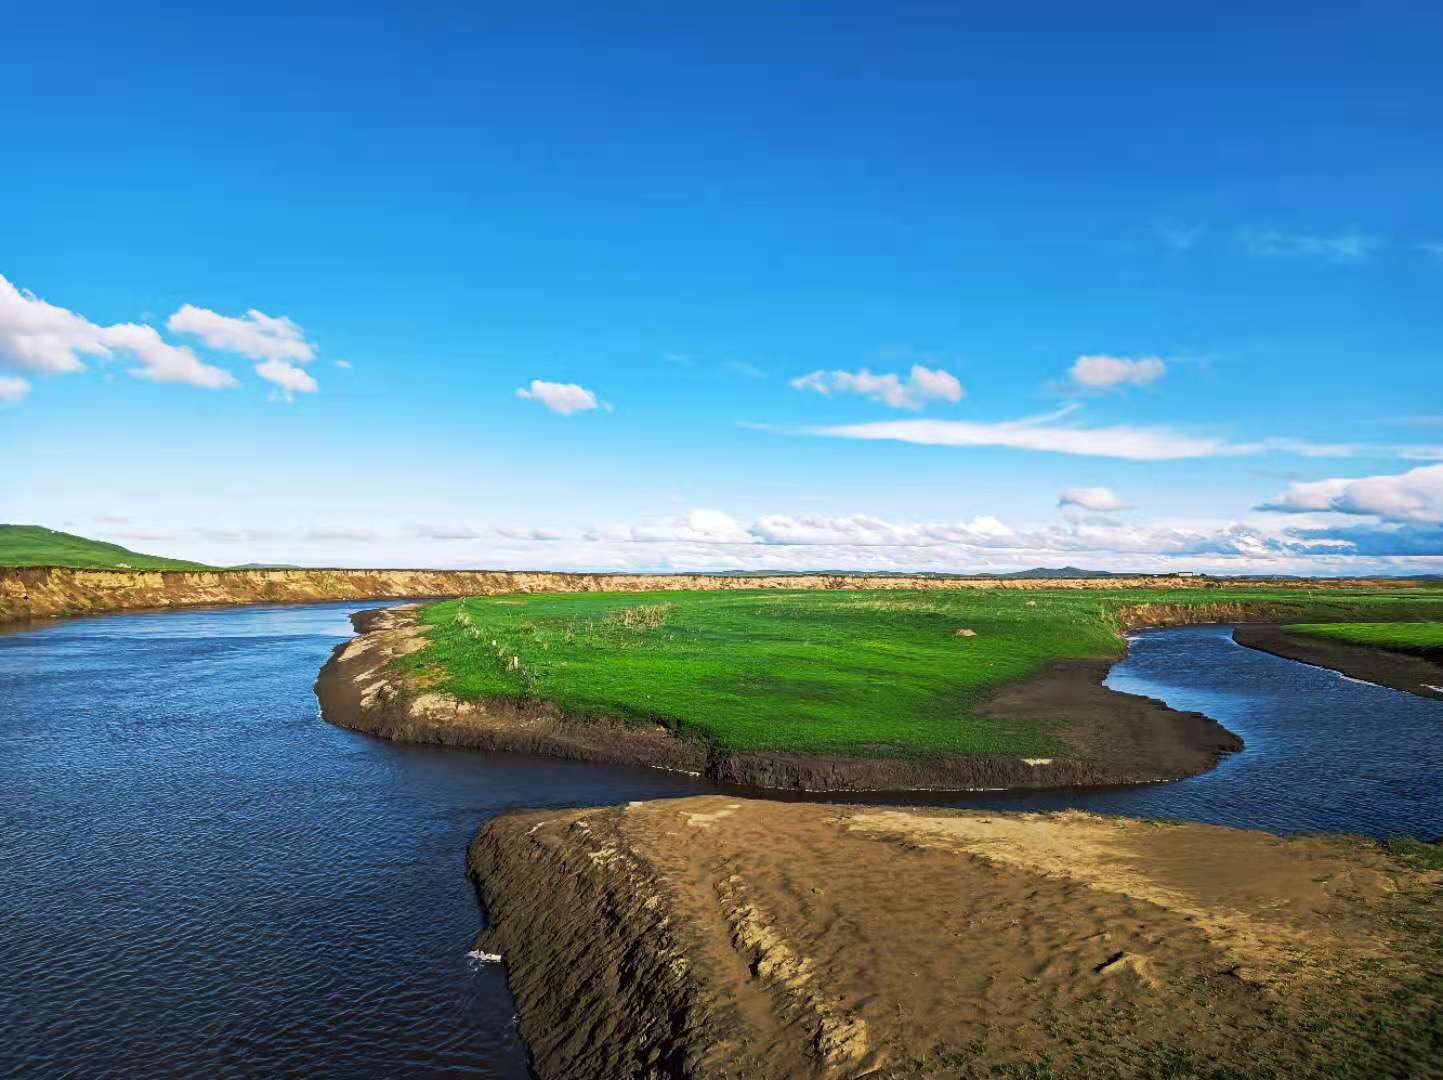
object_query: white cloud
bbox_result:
[495,526,566,542]
[747,513,1018,548]
[801,405,1361,462]
[1059,486,1129,512]
[579,511,822,547]
[572,506,1318,560]
[410,523,486,540]
[1259,463,1443,524]
[334,359,352,369]
[168,303,318,395]
[256,358,318,396]
[0,273,100,373]
[724,360,765,379]
[167,304,315,363]
[1069,354,1165,390]
[516,379,602,415]
[492,506,1398,574]
[790,364,963,410]
[807,406,1218,460]
[1242,229,1381,262]
[588,508,754,545]
[0,375,29,403]
[166,505,1439,575]
[0,273,236,391]
[102,323,237,388]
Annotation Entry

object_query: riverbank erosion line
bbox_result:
[0,564,1423,624]
[470,797,1443,1079]
[1234,624,1443,700]
[315,605,1243,792]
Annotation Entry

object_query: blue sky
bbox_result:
[5,2,1442,573]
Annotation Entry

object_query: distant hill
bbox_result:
[0,525,215,570]
[983,566,1144,580]
[710,566,1166,580]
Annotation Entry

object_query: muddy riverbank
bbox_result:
[316,606,1242,792]
[471,796,1443,1079]
[1234,624,1443,699]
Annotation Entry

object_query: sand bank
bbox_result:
[471,796,1442,1079]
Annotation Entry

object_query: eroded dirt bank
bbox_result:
[315,606,708,773]
[1234,624,1443,700]
[471,796,1443,1079]
[315,607,1242,791]
[0,564,1414,625]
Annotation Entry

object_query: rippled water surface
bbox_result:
[0,603,709,1077]
[938,624,1443,837]
[3,608,1441,1075]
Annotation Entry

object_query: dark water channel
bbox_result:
[2,605,1439,1076]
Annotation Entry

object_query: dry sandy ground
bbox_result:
[472,797,1443,1079]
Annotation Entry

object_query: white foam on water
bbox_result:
[467,949,503,964]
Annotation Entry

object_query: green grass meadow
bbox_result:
[0,525,214,570]
[1286,620,1443,660]
[405,586,1443,759]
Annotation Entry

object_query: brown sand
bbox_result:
[1234,625,1443,700]
[472,797,1443,1079]
[317,607,1243,792]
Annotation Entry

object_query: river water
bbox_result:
[2,604,1440,1076]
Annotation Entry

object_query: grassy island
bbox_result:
[401,585,1443,760]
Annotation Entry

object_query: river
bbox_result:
[2,604,1440,1076]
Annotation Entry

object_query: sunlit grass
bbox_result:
[1286,621,1443,659]
[402,586,1443,758]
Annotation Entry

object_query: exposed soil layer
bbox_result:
[316,608,1243,792]
[1234,624,1443,700]
[0,564,1420,625]
[472,796,1443,1079]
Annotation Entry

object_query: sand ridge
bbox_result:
[473,797,1443,1078]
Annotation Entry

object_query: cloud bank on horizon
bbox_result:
[80,463,1439,576]
[5,265,1442,576]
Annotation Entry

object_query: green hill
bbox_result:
[0,525,215,570]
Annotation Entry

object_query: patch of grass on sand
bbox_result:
[1386,834,1443,870]
[403,585,1443,758]
[1285,620,1443,660]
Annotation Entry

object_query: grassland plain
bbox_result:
[400,585,1443,762]
[1287,620,1443,659]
